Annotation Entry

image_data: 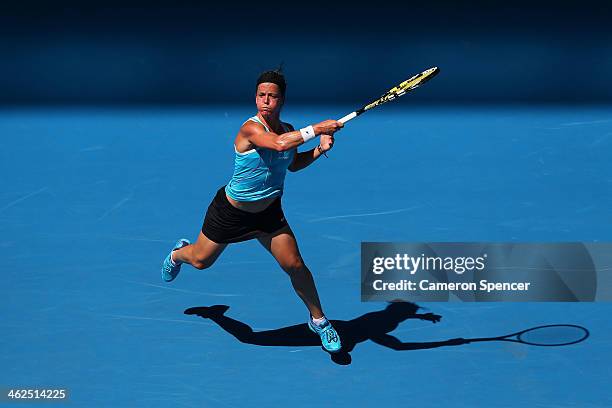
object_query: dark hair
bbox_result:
[256,69,286,96]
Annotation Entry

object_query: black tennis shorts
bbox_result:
[201,186,288,244]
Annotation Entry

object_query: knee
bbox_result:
[281,256,306,275]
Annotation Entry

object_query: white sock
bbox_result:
[170,251,182,267]
[311,315,327,326]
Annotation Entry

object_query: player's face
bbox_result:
[256,83,284,117]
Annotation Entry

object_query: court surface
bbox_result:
[2,105,611,407]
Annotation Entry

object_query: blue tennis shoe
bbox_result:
[161,239,190,282]
[308,316,342,353]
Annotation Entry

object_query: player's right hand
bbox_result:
[314,120,343,135]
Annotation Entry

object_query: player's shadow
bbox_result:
[184,302,465,365]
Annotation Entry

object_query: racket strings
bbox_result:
[517,325,588,346]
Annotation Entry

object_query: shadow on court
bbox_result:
[184,302,591,365]
[184,302,467,365]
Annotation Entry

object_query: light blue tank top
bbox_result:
[225,116,295,202]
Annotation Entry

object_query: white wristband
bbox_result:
[299,125,316,143]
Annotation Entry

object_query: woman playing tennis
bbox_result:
[161,69,344,353]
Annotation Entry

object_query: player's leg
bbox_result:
[173,231,228,270]
[162,231,227,282]
[258,225,342,352]
[257,225,324,318]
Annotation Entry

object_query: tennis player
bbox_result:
[161,69,344,353]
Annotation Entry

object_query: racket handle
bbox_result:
[338,111,357,124]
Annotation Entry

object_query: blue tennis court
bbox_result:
[2,105,611,407]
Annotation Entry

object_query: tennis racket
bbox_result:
[462,324,589,347]
[338,66,440,124]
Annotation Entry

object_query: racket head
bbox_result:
[516,324,589,346]
[363,66,440,111]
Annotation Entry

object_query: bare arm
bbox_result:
[288,147,326,172]
[238,120,342,153]
[280,123,323,172]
